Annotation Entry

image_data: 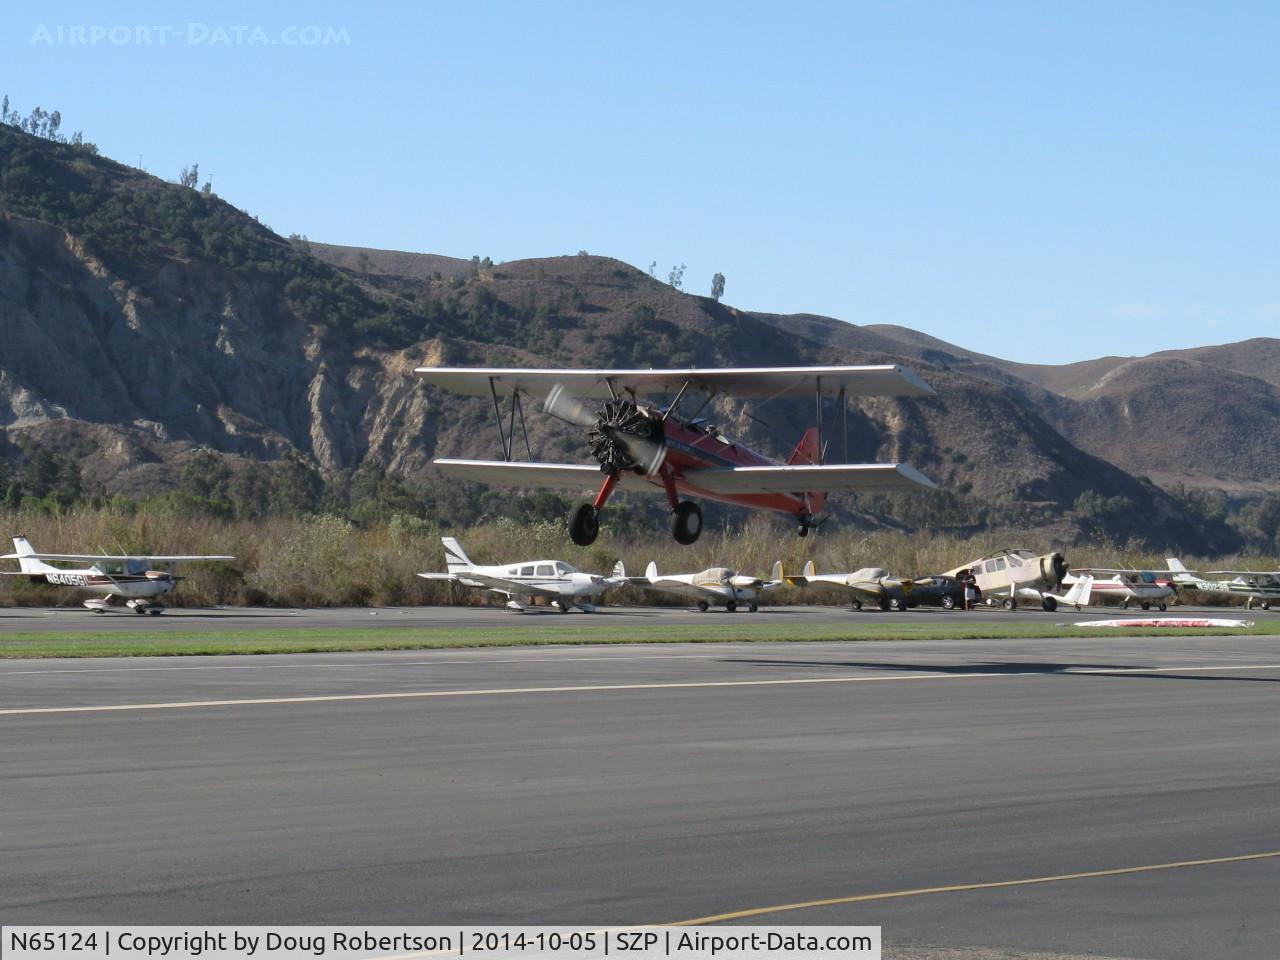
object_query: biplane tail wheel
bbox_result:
[798,523,808,538]
[671,501,702,545]
[568,503,600,546]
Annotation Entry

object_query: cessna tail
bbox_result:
[10,536,57,576]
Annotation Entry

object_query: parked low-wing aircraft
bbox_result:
[1063,568,1174,610]
[943,548,1073,611]
[780,560,966,611]
[1166,559,1280,610]
[627,561,782,612]
[0,536,233,614]
[415,365,936,546]
[418,537,621,612]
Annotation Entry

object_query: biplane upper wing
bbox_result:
[432,459,667,493]
[414,365,935,400]
[682,462,936,494]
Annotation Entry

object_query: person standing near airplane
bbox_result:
[961,568,978,611]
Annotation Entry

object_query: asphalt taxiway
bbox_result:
[2,635,1278,959]
[0,602,1275,632]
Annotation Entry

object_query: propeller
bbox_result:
[1043,553,1069,590]
[544,383,667,476]
[543,383,597,428]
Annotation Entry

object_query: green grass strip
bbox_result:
[0,620,1274,659]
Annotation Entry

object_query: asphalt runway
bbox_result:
[0,602,1275,632]
[3,636,1279,960]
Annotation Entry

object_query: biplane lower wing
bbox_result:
[432,459,665,493]
[683,463,936,494]
[434,458,935,496]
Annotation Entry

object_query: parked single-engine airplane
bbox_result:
[1062,568,1175,610]
[779,561,966,611]
[418,537,621,612]
[415,365,936,545]
[626,561,783,612]
[1166,559,1280,610]
[0,536,233,614]
[943,547,1073,611]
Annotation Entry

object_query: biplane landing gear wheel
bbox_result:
[697,600,709,613]
[671,501,703,545]
[568,504,599,546]
[798,524,808,538]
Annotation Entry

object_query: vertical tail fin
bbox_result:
[644,561,658,580]
[10,536,57,575]
[441,537,473,573]
[1062,575,1093,608]
[1165,558,1187,572]
[771,560,783,582]
[787,427,820,466]
[803,560,816,578]
[612,560,626,580]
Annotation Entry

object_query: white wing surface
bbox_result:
[682,463,936,494]
[415,365,935,400]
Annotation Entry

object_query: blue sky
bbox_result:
[5,1,1277,363]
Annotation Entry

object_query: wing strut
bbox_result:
[815,375,823,466]
[487,378,534,462]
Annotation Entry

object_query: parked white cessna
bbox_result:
[1063,568,1174,610]
[943,547,1074,611]
[0,536,234,614]
[418,537,621,612]
[1166,559,1280,610]
[626,561,783,612]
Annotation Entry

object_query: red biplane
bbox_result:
[415,366,937,545]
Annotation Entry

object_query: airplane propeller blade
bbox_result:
[543,383,597,428]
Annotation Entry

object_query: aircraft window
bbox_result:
[1140,572,1155,583]
[519,566,534,576]
[536,564,555,577]
[1008,556,1022,567]
[983,560,996,573]
[102,562,124,576]
[994,558,1006,571]
[127,560,148,575]
[555,562,575,575]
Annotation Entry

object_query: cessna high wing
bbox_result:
[1166,559,1280,610]
[1063,568,1175,610]
[626,561,783,612]
[418,537,621,612]
[0,536,233,614]
[415,365,937,546]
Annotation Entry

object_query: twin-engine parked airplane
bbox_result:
[944,547,1075,611]
[0,536,233,613]
[415,365,936,546]
[1166,559,1280,610]
[418,537,621,612]
[780,561,966,611]
[626,561,783,612]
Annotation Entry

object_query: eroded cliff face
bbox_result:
[0,214,454,487]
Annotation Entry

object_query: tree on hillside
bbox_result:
[179,164,199,189]
[667,263,686,290]
[710,272,726,301]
